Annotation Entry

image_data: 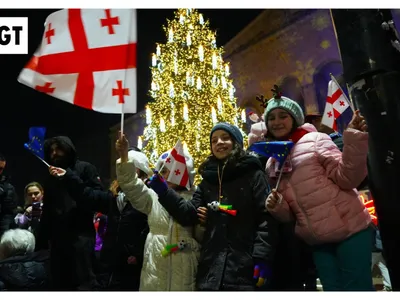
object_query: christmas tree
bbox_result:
[140,8,247,183]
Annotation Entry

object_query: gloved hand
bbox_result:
[253,261,272,288]
[147,170,169,196]
[14,213,30,226]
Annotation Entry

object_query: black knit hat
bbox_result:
[210,122,244,148]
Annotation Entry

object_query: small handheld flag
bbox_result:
[249,141,294,166]
[24,127,49,167]
[249,141,294,190]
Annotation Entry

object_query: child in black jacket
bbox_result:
[147,122,278,291]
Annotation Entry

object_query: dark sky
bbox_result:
[0,8,263,199]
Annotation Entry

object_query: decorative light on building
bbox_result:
[225,64,230,76]
[221,76,227,89]
[211,35,216,47]
[169,82,175,98]
[151,80,157,91]
[217,96,223,114]
[196,77,202,90]
[196,139,201,151]
[211,107,217,124]
[145,106,152,125]
[199,14,204,25]
[183,103,189,121]
[171,111,175,126]
[159,118,166,132]
[212,75,218,87]
[212,53,217,69]
[137,136,143,149]
[241,109,247,123]
[151,54,157,67]
[229,84,235,99]
[186,71,190,85]
[198,45,204,62]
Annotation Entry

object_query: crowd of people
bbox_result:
[0,93,392,291]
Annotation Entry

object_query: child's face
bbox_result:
[26,186,43,204]
[267,108,294,139]
[211,130,234,160]
[159,168,178,189]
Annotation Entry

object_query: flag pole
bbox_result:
[329,73,355,112]
[36,155,50,168]
[120,103,125,136]
[275,157,288,191]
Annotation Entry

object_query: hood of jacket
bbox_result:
[44,136,77,168]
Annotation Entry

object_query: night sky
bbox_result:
[0,8,263,200]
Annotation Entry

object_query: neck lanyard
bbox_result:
[217,162,227,202]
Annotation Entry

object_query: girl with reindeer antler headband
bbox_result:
[261,84,373,291]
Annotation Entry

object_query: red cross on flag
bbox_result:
[17,9,137,114]
[163,140,191,190]
[321,79,352,130]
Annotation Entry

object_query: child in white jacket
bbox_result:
[116,134,201,291]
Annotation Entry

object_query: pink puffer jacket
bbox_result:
[267,123,371,245]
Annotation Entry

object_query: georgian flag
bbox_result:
[17,9,137,114]
[163,140,191,190]
[321,80,352,130]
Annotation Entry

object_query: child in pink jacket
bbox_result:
[264,94,373,291]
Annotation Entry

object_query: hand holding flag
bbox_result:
[347,110,368,132]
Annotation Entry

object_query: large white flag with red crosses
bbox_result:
[17,9,137,114]
[321,79,352,130]
[163,140,191,190]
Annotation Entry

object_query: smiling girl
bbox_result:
[147,122,277,291]
[263,94,373,291]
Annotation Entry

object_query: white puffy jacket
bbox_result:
[116,159,201,291]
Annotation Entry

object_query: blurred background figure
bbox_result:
[371,223,392,291]
[0,153,18,237]
[14,182,44,239]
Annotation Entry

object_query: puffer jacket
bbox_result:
[116,160,200,291]
[0,250,50,291]
[268,123,371,245]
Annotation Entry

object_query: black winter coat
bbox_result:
[38,136,103,291]
[0,250,50,291]
[158,154,278,291]
[0,176,18,236]
[62,169,149,291]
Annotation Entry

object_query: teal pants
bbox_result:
[313,228,375,291]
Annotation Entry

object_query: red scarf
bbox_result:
[289,127,310,143]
